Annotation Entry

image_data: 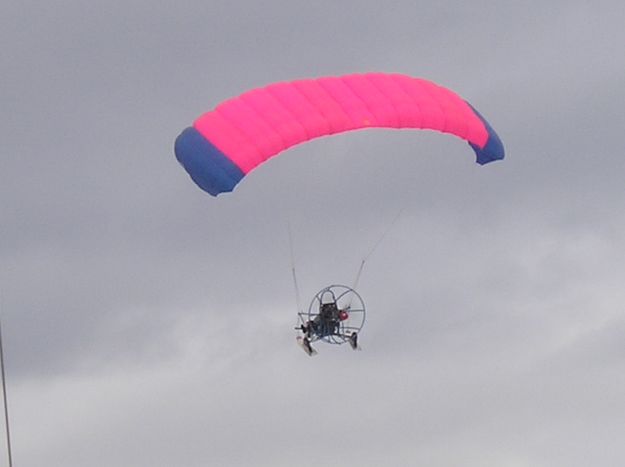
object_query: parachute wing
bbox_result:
[175,73,504,196]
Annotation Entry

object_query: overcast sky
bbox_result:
[2,1,625,466]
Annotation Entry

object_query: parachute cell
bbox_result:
[175,73,504,196]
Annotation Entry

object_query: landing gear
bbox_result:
[296,284,366,353]
[296,336,318,356]
[348,332,359,350]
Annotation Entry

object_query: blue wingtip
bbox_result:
[465,103,505,165]
[174,127,245,196]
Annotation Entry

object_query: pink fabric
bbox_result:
[193,73,489,174]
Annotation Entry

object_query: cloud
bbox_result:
[2,0,625,465]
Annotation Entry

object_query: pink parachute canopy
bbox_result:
[175,73,504,195]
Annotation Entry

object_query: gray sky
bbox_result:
[2,0,625,466]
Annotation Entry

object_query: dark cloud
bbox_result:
[2,0,625,465]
